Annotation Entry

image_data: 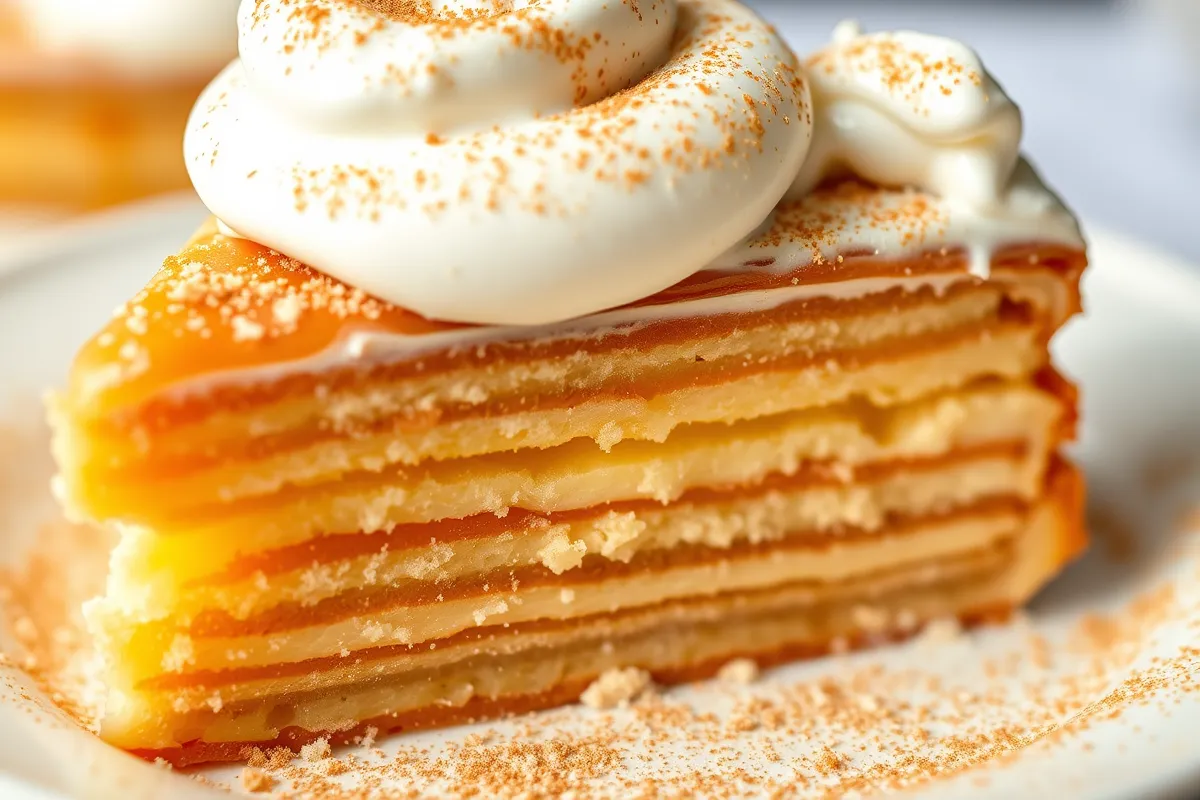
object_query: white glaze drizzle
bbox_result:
[164,268,968,401]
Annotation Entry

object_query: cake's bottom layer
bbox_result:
[130,462,1082,766]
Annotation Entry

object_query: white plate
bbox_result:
[0,199,1198,800]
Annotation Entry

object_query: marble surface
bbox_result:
[753,0,1200,263]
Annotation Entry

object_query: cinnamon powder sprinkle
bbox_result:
[745,181,948,266]
[238,1,808,224]
[82,235,393,393]
[809,33,985,115]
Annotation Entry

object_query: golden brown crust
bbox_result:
[63,211,1085,417]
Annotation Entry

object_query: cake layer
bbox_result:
[0,82,196,208]
[55,311,1046,516]
[104,460,1080,757]
[93,380,1067,594]
[51,230,1081,523]
[160,442,1038,623]
[93,494,1030,683]
[57,211,1085,420]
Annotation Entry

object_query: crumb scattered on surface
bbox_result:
[917,617,964,646]
[239,767,274,793]
[717,658,760,685]
[300,737,332,762]
[580,667,653,709]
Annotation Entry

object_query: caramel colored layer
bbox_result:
[61,213,1083,417]
[105,507,1024,683]
[97,437,1042,627]
[125,548,1011,752]
[80,285,1025,469]
[57,326,1052,522]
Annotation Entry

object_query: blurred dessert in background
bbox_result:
[0,0,239,211]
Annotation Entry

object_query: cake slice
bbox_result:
[49,176,1085,763]
[47,0,1088,767]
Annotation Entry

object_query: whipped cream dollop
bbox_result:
[186,0,813,326]
[789,20,1022,209]
[187,7,1078,326]
[15,0,240,77]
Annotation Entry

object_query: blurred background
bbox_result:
[0,0,1197,261]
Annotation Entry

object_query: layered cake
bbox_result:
[48,0,1087,764]
[0,0,238,208]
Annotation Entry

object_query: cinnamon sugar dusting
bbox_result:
[80,234,396,394]
[253,0,652,107]
[744,181,948,266]
[353,0,512,22]
[809,33,984,113]
[234,2,807,222]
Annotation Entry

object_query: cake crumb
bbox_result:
[152,758,173,771]
[851,605,891,633]
[240,767,274,793]
[472,598,509,626]
[537,530,587,574]
[717,658,760,685]
[230,314,266,342]
[580,667,652,709]
[300,737,332,762]
[918,617,964,645]
[895,608,921,632]
[358,726,379,748]
[160,634,195,672]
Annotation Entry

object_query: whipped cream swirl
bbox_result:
[15,0,240,77]
[788,21,1022,209]
[187,0,813,325]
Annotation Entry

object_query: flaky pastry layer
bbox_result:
[103,461,1081,758]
